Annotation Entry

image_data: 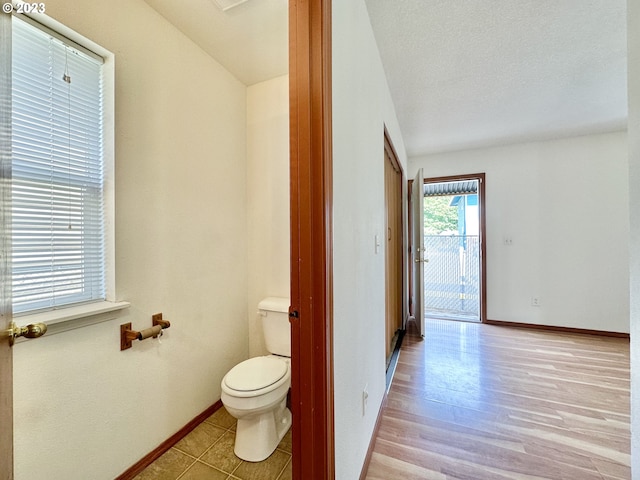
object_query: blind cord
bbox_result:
[63,48,72,230]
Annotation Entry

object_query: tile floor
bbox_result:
[134,407,292,480]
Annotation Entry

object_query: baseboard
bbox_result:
[485,319,630,339]
[115,400,223,480]
[385,329,404,391]
[359,392,388,480]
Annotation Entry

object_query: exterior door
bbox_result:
[422,174,486,323]
[0,10,13,479]
[411,168,425,336]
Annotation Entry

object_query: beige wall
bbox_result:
[12,1,249,478]
[332,0,408,478]
[246,75,290,357]
[410,131,629,334]
[628,0,639,475]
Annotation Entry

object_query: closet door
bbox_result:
[384,139,403,358]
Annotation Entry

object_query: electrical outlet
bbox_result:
[531,297,541,307]
[362,384,369,416]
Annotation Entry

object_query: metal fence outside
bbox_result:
[423,235,480,321]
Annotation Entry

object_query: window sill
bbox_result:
[13,300,131,339]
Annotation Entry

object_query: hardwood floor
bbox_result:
[365,319,630,480]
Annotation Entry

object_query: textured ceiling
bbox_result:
[144,0,627,157]
[365,0,628,156]
[144,0,288,86]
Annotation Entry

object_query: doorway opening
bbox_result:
[422,174,486,323]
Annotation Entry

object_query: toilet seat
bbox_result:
[223,356,289,397]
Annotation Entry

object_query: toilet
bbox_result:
[221,297,292,462]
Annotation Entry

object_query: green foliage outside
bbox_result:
[424,195,458,235]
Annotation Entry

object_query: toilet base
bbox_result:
[234,397,292,462]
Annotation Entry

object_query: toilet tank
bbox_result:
[258,297,291,357]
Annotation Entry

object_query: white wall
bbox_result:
[332,1,407,478]
[627,0,639,475]
[410,132,629,333]
[246,75,290,357]
[12,1,249,479]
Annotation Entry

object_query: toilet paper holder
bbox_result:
[120,313,171,350]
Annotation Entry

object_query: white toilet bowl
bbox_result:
[221,355,291,462]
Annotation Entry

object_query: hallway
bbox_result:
[366,320,630,479]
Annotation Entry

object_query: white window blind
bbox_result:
[11,16,106,315]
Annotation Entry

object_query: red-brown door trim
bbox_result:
[289,0,335,479]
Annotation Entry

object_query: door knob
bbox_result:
[8,321,47,346]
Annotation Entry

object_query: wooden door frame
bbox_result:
[423,173,487,323]
[289,0,334,479]
[383,130,406,336]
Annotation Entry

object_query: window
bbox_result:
[11,15,110,317]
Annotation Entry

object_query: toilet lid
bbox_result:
[224,356,288,392]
